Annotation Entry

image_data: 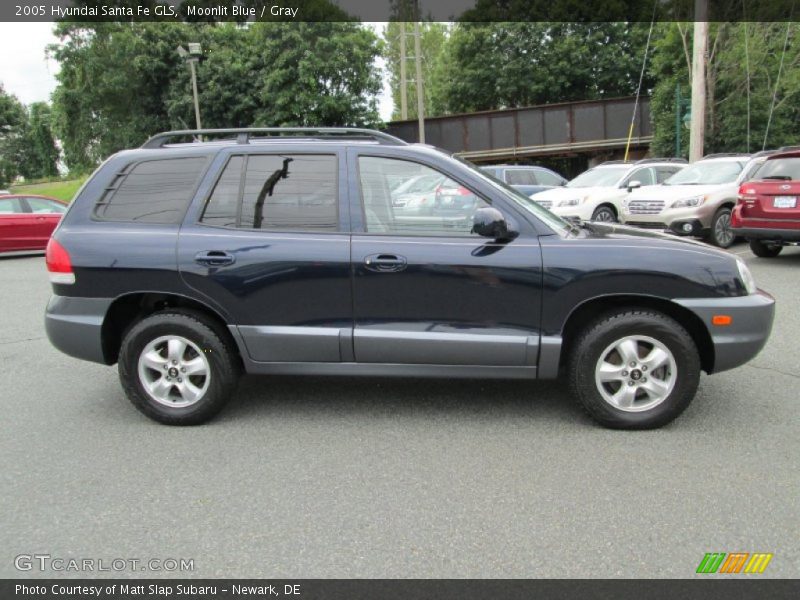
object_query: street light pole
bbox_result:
[188,58,202,131]
[177,43,203,132]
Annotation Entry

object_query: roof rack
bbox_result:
[701,152,751,159]
[750,149,779,158]
[599,157,687,166]
[634,157,688,164]
[141,127,407,149]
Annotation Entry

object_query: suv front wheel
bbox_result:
[118,311,240,425]
[709,207,735,248]
[568,309,700,429]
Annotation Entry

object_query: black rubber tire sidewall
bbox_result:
[749,239,783,258]
[591,206,617,222]
[710,207,735,248]
[118,312,239,425]
[568,310,701,430]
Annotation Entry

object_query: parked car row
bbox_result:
[529,149,798,251]
[732,149,800,257]
[0,194,67,253]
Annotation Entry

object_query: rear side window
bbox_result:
[201,154,338,231]
[534,169,563,186]
[0,198,24,213]
[506,169,537,185]
[94,157,208,223]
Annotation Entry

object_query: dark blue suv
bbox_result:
[45,128,775,429]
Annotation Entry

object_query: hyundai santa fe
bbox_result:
[44,128,775,429]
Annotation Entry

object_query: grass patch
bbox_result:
[9,176,88,202]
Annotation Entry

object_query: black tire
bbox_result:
[749,239,783,258]
[591,205,618,223]
[709,207,735,248]
[568,309,701,430]
[118,311,240,425]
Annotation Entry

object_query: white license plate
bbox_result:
[774,196,797,208]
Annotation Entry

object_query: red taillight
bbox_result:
[437,185,471,196]
[737,184,757,203]
[46,238,75,284]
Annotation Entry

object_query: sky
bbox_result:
[0,22,395,120]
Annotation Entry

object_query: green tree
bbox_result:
[50,22,188,170]
[19,102,60,180]
[248,22,383,127]
[649,22,800,157]
[0,84,27,187]
[430,22,653,114]
[50,20,384,170]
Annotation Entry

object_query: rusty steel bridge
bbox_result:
[385,96,652,163]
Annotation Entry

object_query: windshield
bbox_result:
[753,157,800,181]
[566,167,629,188]
[664,161,745,185]
[455,156,574,235]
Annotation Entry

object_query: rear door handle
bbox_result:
[364,253,407,273]
[194,251,236,266]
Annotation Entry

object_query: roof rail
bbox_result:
[777,145,800,152]
[598,160,631,165]
[634,157,688,164]
[701,152,751,159]
[750,149,780,158]
[141,127,408,149]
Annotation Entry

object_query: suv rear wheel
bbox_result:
[749,239,783,258]
[568,309,700,429]
[118,311,240,425]
[709,207,735,248]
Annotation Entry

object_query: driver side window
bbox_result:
[358,156,490,236]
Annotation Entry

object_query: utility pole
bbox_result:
[399,24,408,120]
[414,19,425,143]
[689,0,707,162]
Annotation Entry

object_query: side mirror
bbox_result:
[471,207,518,241]
[626,180,642,192]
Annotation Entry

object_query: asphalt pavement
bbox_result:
[1,243,798,578]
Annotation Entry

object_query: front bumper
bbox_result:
[675,291,775,374]
[45,295,113,364]
[624,205,715,230]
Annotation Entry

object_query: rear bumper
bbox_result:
[45,295,112,364]
[732,226,800,242]
[675,291,775,374]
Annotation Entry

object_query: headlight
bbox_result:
[556,197,584,207]
[737,258,757,294]
[671,195,706,208]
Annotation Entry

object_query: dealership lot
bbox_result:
[1,245,798,578]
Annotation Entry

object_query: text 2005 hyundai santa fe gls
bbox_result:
[44,128,775,429]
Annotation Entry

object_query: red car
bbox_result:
[732,150,800,257]
[0,194,68,253]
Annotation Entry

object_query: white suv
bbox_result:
[530,159,685,223]
[621,154,768,248]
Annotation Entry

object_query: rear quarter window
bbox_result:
[94,157,208,223]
